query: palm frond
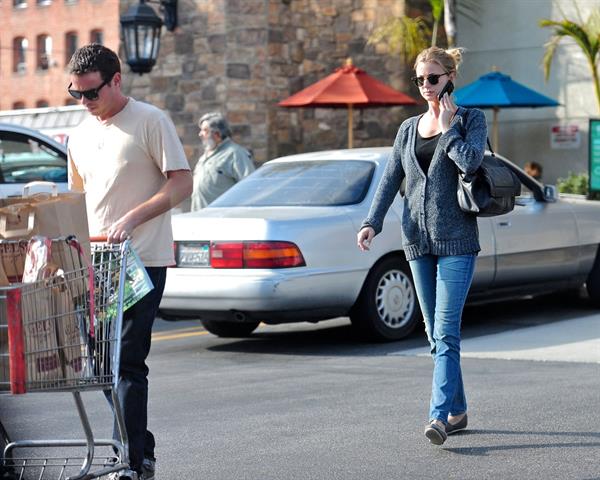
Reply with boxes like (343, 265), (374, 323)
(541, 36), (561, 81)
(368, 16), (431, 63)
(430, 0), (444, 22)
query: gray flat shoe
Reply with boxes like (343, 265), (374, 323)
(424, 421), (447, 445)
(446, 413), (468, 435)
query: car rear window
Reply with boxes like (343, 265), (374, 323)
(210, 160), (376, 207)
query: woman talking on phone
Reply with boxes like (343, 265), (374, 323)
(356, 47), (487, 446)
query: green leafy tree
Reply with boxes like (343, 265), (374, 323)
(540, 4), (600, 113)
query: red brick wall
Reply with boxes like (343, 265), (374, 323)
(0, 0), (120, 110)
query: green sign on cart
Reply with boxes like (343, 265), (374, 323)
(590, 119), (600, 192)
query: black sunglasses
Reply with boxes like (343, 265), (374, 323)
(411, 73), (449, 87)
(67, 77), (111, 101)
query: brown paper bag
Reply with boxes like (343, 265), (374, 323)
(0, 241), (28, 283)
(0, 191), (90, 275)
(51, 276), (91, 381)
(21, 285), (63, 386)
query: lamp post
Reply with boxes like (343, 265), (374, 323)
(120, 0), (177, 75)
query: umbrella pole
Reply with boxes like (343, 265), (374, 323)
(348, 104), (353, 148)
(492, 107), (499, 151)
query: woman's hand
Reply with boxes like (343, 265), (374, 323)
(439, 93), (458, 133)
(357, 226), (375, 251)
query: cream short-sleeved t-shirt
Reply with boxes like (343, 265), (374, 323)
(68, 98), (190, 266)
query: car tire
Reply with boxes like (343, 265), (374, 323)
(350, 255), (421, 341)
(201, 319), (260, 338)
(585, 247), (600, 307)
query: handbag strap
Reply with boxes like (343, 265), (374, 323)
(463, 108), (495, 157)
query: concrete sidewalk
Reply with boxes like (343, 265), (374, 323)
(392, 314), (600, 364)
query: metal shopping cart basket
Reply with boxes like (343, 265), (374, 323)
(0, 236), (131, 480)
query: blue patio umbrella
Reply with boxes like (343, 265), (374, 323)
(454, 71), (560, 150)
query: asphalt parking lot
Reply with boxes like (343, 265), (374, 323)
(2, 294), (599, 480)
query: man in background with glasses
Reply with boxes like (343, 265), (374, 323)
(67, 43), (192, 480)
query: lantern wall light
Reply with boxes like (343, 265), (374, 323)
(120, 0), (177, 75)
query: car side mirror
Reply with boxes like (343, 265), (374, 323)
(543, 184), (558, 202)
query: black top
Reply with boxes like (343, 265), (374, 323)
(415, 131), (441, 175)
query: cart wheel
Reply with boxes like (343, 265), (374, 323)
(201, 319), (260, 337)
(350, 256), (421, 341)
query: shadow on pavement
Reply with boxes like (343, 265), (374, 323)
(205, 292), (595, 357)
(444, 429), (600, 456)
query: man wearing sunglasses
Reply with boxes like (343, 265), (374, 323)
(67, 44), (192, 480)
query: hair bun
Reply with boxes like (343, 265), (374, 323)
(445, 47), (465, 68)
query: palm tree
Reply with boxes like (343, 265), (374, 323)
(368, 0), (479, 64)
(540, 4), (600, 113)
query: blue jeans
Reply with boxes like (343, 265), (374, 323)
(109, 266), (166, 473)
(408, 254), (476, 423)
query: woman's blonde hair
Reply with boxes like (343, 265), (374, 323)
(413, 46), (464, 73)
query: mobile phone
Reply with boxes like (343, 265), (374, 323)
(438, 80), (454, 100)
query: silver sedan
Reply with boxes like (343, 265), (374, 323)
(159, 147), (600, 341)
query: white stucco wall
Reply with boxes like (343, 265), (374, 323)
(455, 0), (598, 184)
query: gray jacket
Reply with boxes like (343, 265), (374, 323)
(362, 107), (487, 261)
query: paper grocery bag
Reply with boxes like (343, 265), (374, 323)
(0, 191), (90, 274)
(20, 284), (63, 388)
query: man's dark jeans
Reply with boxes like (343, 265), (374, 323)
(111, 266), (166, 473)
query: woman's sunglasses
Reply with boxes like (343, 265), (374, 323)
(411, 73), (449, 87)
(67, 77), (111, 101)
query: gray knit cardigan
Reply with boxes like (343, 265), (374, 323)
(362, 107), (487, 261)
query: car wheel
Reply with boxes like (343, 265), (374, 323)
(585, 247), (600, 307)
(200, 319), (260, 338)
(350, 256), (421, 341)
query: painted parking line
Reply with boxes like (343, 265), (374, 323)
(152, 328), (209, 342)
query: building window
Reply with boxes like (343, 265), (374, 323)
(13, 37), (28, 73)
(36, 100), (49, 108)
(13, 0), (27, 8)
(90, 29), (103, 45)
(36, 34), (52, 70)
(65, 98), (78, 106)
(36, 0), (52, 5)
(12, 101), (26, 109)
(65, 31), (78, 65)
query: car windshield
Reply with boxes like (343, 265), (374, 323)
(210, 160), (376, 207)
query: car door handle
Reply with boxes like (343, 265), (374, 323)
(497, 221), (511, 227)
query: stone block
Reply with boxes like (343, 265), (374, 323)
(226, 64), (251, 79)
(320, 6), (337, 16)
(208, 34), (226, 54)
(175, 33), (195, 55)
(226, 0), (265, 15)
(268, 29), (284, 43)
(201, 85), (217, 100)
(234, 28), (267, 45)
(165, 94), (185, 112)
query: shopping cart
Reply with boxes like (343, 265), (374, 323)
(0, 236), (131, 480)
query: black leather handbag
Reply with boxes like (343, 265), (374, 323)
(457, 138), (521, 217)
(456, 109), (521, 217)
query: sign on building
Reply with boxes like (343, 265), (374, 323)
(550, 124), (580, 149)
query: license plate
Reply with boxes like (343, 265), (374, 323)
(176, 242), (210, 267)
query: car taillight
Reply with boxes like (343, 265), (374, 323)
(210, 241), (306, 268)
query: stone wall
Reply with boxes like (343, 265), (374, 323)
(121, 0), (426, 168)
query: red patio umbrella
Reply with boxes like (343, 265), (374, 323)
(279, 59), (418, 148)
